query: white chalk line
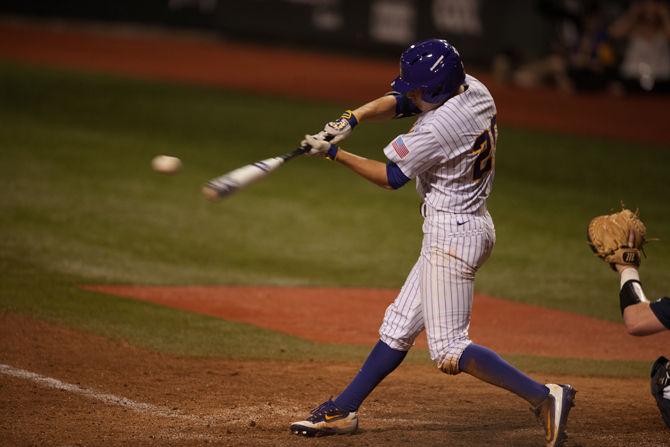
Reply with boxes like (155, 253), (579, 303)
(0, 363), (212, 424)
(0, 362), (435, 436)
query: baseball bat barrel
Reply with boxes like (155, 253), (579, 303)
(202, 146), (309, 201)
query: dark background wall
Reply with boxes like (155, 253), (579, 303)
(0, 0), (626, 69)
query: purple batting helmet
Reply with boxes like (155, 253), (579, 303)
(391, 39), (465, 104)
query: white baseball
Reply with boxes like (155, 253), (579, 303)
(151, 155), (182, 174)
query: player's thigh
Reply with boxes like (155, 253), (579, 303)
(420, 248), (473, 345)
(379, 259), (424, 350)
(420, 230), (493, 342)
(423, 229), (494, 280)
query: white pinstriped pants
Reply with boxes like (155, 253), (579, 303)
(379, 206), (495, 374)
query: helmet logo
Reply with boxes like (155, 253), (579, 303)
(430, 55), (445, 72)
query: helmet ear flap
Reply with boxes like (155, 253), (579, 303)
(423, 83), (445, 102)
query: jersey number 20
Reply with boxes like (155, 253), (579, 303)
(472, 115), (497, 181)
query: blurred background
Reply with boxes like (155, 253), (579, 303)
(2, 0), (670, 96)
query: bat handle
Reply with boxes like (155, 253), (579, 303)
(282, 134), (334, 161)
(281, 146), (310, 162)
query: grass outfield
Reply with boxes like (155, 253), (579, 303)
(1, 62), (668, 377)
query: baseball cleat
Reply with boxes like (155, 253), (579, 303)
(534, 384), (576, 447)
(289, 399), (358, 437)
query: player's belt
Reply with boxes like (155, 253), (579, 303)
(420, 202), (443, 217)
(420, 202), (489, 218)
(419, 202), (439, 217)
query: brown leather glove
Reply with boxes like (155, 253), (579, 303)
(587, 208), (646, 270)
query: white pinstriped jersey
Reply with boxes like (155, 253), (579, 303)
(378, 74), (498, 370)
(383, 75), (497, 214)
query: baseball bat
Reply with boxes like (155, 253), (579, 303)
(202, 146), (310, 201)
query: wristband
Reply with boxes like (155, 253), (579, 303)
(326, 144), (339, 161)
(620, 280), (644, 314)
(341, 110), (358, 128)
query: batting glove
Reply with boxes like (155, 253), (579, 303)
(323, 110), (358, 144)
(301, 134), (338, 160)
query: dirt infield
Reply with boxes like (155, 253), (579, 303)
(3, 313), (669, 447)
(84, 285), (670, 362)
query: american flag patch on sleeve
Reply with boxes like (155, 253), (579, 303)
(392, 136), (410, 158)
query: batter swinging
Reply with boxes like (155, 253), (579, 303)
(290, 39), (575, 447)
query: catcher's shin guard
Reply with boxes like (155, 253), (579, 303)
(650, 356), (670, 429)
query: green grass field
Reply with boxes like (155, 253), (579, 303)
(1, 62), (668, 376)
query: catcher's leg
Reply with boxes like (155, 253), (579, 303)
(650, 356), (670, 429)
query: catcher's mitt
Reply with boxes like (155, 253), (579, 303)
(587, 208), (646, 270)
(650, 356), (670, 429)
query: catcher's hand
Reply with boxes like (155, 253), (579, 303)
(587, 207), (646, 270)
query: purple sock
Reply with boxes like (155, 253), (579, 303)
(458, 343), (549, 407)
(334, 340), (407, 412)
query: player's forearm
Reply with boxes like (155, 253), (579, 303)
(623, 303), (667, 336)
(351, 96), (398, 123)
(333, 149), (392, 189)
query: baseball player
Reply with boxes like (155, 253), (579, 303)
(616, 263), (670, 429)
(588, 209), (670, 429)
(617, 263), (670, 336)
(290, 39), (576, 447)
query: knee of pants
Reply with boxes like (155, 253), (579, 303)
(379, 333), (415, 352)
(434, 339), (472, 375)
